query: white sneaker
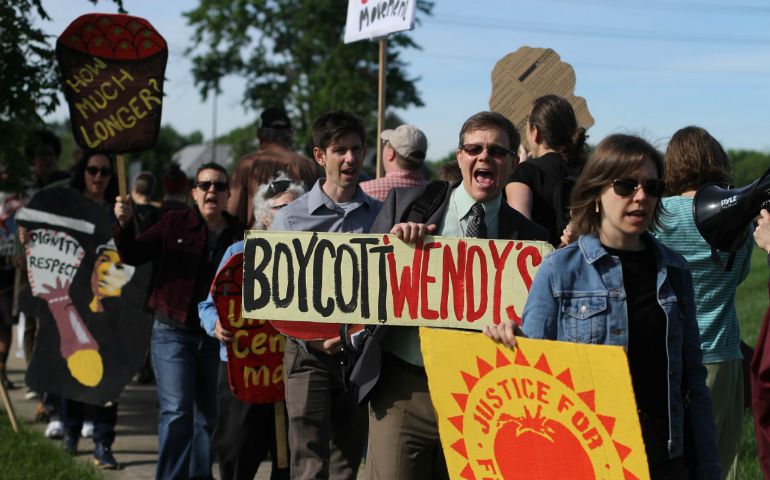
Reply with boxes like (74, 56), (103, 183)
(45, 420), (64, 439)
(81, 421), (94, 438)
(24, 389), (39, 400)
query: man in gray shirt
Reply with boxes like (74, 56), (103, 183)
(270, 110), (381, 479)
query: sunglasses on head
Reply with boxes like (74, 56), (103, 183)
(266, 180), (291, 198)
(459, 143), (512, 160)
(195, 181), (228, 192)
(612, 178), (665, 197)
(85, 166), (112, 177)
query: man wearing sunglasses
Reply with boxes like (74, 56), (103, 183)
(360, 124), (429, 201)
(113, 162), (244, 480)
(270, 111), (381, 480)
(351, 111), (548, 480)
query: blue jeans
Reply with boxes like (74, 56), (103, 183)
(151, 319), (219, 480)
(60, 398), (118, 447)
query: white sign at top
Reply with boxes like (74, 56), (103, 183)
(344, 0), (417, 44)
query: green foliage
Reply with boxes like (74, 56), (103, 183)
(0, 411), (104, 480)
(184, 0), (433, 152)
(0, 0), (124, 193)
(729, 149), (770, 187)
(129, 124), (204, 190)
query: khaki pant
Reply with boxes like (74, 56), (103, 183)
(705, 360), (743, 480)
(366, 354), (449, 480)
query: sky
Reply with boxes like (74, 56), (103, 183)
(40, 0), (770, 162)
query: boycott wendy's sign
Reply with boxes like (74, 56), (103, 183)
(212, 252), (285, 404)
(16, 187), (152, 405)
(56, 13), (167, 153)
(242, 232), (553, 339)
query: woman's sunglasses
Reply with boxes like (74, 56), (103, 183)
(266, 180), (291, 198)
(612, 178), (665, 197)
(86, 166), (112, 177)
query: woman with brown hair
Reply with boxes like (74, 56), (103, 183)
(653, 126), (753, 479)
(505, 95), (587, 246)
(487, 134), (720, 479)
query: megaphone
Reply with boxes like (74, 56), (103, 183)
(693, 167), (770, 269)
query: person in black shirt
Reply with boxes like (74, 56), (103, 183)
(505, 95), (587, 246)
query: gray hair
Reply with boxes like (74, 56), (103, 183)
(252, 172), (306, 229)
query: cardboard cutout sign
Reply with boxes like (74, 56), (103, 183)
(16, 187), (152, 405)
(242, 231), (552, 340)
(212, 252), (285, 404)
(344, 0), (418, 43)
(421, 329), (649, 480)
(489, 46), (594, 150)
(56, 13), (167, 153)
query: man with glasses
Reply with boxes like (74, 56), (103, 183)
(113, 162), (244, 480)
(351, 111), (548, 479)
(270, 111), (381, 479)
(360, 124), (429, 201)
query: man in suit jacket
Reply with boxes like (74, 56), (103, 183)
(351, 111), (549, 480)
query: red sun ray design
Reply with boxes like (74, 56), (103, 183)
(495, 348), (511, 367)
(448, 415), (464, 434)
(534, 353), (552, 374)
(460, 464), (477, 480)
(451, 438), (468, 459)
(556, 368), (575, 389)
(513, 348), (530, 366)
(461, 371), (479, 391)
(614, 440), (632, 460)
(624, 467), (642, 480)
(578, 389), (597, 411)
(476, 357), (494, 377)
(598, 414), (616, 435)
(452, 392), (468, 410)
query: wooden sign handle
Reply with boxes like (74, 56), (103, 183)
(0, 378), (19, 433)
(117, 154), (127, 198)
(274, 401), (288, 468)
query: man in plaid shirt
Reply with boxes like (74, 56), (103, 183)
(360, 124), (429, 201)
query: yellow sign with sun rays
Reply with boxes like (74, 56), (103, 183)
(421, 329), (649, 480)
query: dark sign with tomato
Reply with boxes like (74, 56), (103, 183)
(212, 252), (285, 404)
(56, 13), (167, 153)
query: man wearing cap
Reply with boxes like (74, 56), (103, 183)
(228, 107), (318, 225)
(360, 124), (429, 202)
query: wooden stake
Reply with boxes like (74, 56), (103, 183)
(0, 378), (19, 433)
(11, 268), (21, 317)
(376, 37), (388, 179)
(117, 154), (127, 199)
(274, 401), (288, 468)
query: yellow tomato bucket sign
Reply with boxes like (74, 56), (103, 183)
(421, 329), (649, 480)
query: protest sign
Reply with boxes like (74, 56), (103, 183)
(16, 187), (152, 405)
(489, 46), (594, 151)
(212, 252), (285, 404)
(344, 0), (418, 44)
(56, 13), (168, 153)
(242, 231), (552, 340)
(421, 329), (649, 480)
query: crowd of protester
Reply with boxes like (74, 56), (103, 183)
(3, 100), (770, 480)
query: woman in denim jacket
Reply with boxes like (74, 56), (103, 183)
(486, 134), (720, 479)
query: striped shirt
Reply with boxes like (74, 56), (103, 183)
(652, 196), (753, 363)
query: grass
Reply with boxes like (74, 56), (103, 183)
(0, 411), (104, 480)
(736, 246), (768, 479)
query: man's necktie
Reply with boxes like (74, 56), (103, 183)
(466, 202), (487, 238)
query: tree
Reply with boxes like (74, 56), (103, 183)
(184, 0), (433, 154)
(0, 0), (124, 192)
(729, 149), (770, 187)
